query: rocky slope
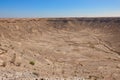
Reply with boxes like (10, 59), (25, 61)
(0, 18), (120, 80)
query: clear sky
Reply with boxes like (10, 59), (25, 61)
(0, 0), (120, 18)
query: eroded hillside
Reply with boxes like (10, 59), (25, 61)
(0, 18), (120, 80)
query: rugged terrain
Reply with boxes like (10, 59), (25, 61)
(0, 18), (120, 80)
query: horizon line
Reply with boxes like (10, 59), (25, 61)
(0, 16), (120, 19)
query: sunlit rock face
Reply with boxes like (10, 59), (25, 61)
(0, 18), (120, 79)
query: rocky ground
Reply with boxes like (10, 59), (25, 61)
(0, 18), (120, 80)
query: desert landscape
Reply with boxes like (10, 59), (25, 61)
(0, 18), (120, 80)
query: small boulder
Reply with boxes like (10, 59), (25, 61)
(0, 59), (6, 67)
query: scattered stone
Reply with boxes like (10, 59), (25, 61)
(0, 48), (7, 55)
(15, 62), (21, 66)
(116, 64), (120, 68)
(10, 53), (16, 64)
(32, 72), (39, 77)
(0, 60), (6, 67)
(88, 75), (99, 80)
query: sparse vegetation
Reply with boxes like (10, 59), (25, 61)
(29, 61), (35, 65)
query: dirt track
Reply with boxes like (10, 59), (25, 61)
(0, 18), (120, 80)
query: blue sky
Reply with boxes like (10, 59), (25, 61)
(0, 0), (120, 18)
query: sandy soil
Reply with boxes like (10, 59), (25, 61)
(0, 18), (120, 80)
